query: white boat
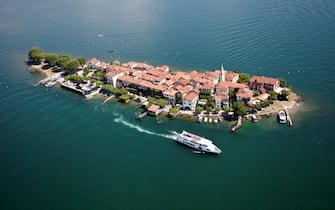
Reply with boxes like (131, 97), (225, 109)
(209, 118), (212, 123)
(204, 117), (208, 123)
(175, 130), (222, 154)
(251, 115), (258, 123)
(278, 110), (287, 124)
(197, 115), (203, 123)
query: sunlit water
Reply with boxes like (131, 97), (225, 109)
(0, 0), (335, 209)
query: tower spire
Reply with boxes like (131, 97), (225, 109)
(220, 64), (225, 82)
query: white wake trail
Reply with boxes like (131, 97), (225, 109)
(114, 116), (177, 140)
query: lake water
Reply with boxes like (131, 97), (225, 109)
(1, 0), (335, 209)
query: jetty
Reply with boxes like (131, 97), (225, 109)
(101, 95), (115, 105)
(285, 108), (293, 126)
(231, 116), (242, 132)
(136, 111), (148, 120)
(61, 81), (84, 95)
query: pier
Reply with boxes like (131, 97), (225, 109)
(285, 108), (293, 126)
(231, 116), (242, 132)
(61, 82), (85, 95)
(136, 111), (148, 120)
(101, 95), (115, 105)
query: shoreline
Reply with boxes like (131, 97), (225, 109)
(255, 92), (302, 117)
(29, 62), (57, 78)
(27, 60), (303, 127)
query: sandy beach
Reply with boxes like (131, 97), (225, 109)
(29, 62), (58, 78)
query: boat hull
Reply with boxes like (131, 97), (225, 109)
(175, 131), (222, 154)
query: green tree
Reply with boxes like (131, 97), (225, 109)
(95, 81), (103, 86)
(83, 67), (90, 76)
(170, 107), (179, 114)
(267, 90), (278, 100)
(28, 47), (44, 60)
(102, 85), (127, 96)
(119, 94), (133, 103)
(232, 101), (250, 116)
(156, 98), (167, 108)
(206, 106), (212, 113)
(206, 101), (215, 109)
(238, 73), (250, 83)
(56, 57), (71, 68)
(260, 100), (271, 108)
(254, 103), (262, 111)
(224, 106), (232, 113)
(58, 54), (71, 60)
(64, 60), (80, 71)
(279, 89), (289, 101)
(113, 60), (121, 66)
(195, 106), (203, 114)
(64, 74), (88, 82)
(92, 69), (105, 81)
(229, 88), (238, 104)
(199, 90), (211, 100)
(44, 53), (58, 66)
(279, 78), (288, 88)
(77, 57), (87, 65)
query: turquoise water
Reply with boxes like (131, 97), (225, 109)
(1, 0), (335, 209)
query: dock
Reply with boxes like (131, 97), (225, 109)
(231, 116), (242, 132)
(85, 87), (101, 99)
(61, 82), (84, 95)
(136, 111), (148, 120)
(285, 108), (293, 126)
(101, 95), (115, 105)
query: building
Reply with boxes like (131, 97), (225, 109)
(147, 104), (161, 116)
(105, 71), (124, 87)
(215, 82), (229, 108)
(220, 64), (225, 82)
(249, 76), (280, 91)
(182, 91), (199, 111)
(236, 87), (253, 102)
(163, 89), (178, 105)
(87, 58), (100, 69)
(225, 71), (239, 83)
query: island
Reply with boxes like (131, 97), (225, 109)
(27, 47), (302, 129)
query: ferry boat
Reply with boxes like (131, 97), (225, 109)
(278, 110), (287, 124)
(175, 130), (222, 154)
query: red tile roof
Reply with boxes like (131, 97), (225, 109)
(89, 58), (100, 64)
(184, 91), (198, 101)
(216, 81), (228, 90)
(163, 89), (178, 96)
(225, 71), (239, 82)
(148, 104), (160, 112)
(215, 95), (229, 101)
(237, 88), (253, 99)
(199, 82), (215, 90)
(250, 76), (279, 85)
(105, 71), (123, 78)
(147, 69), (164, 77)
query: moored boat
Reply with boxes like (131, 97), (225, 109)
(251, 115), (258, 123)
(278, 110), (287, 124)
(197, 115), (203, 123)
(175, 130), (222, 154)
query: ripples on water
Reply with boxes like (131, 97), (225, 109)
(1, 0), (335, 209)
